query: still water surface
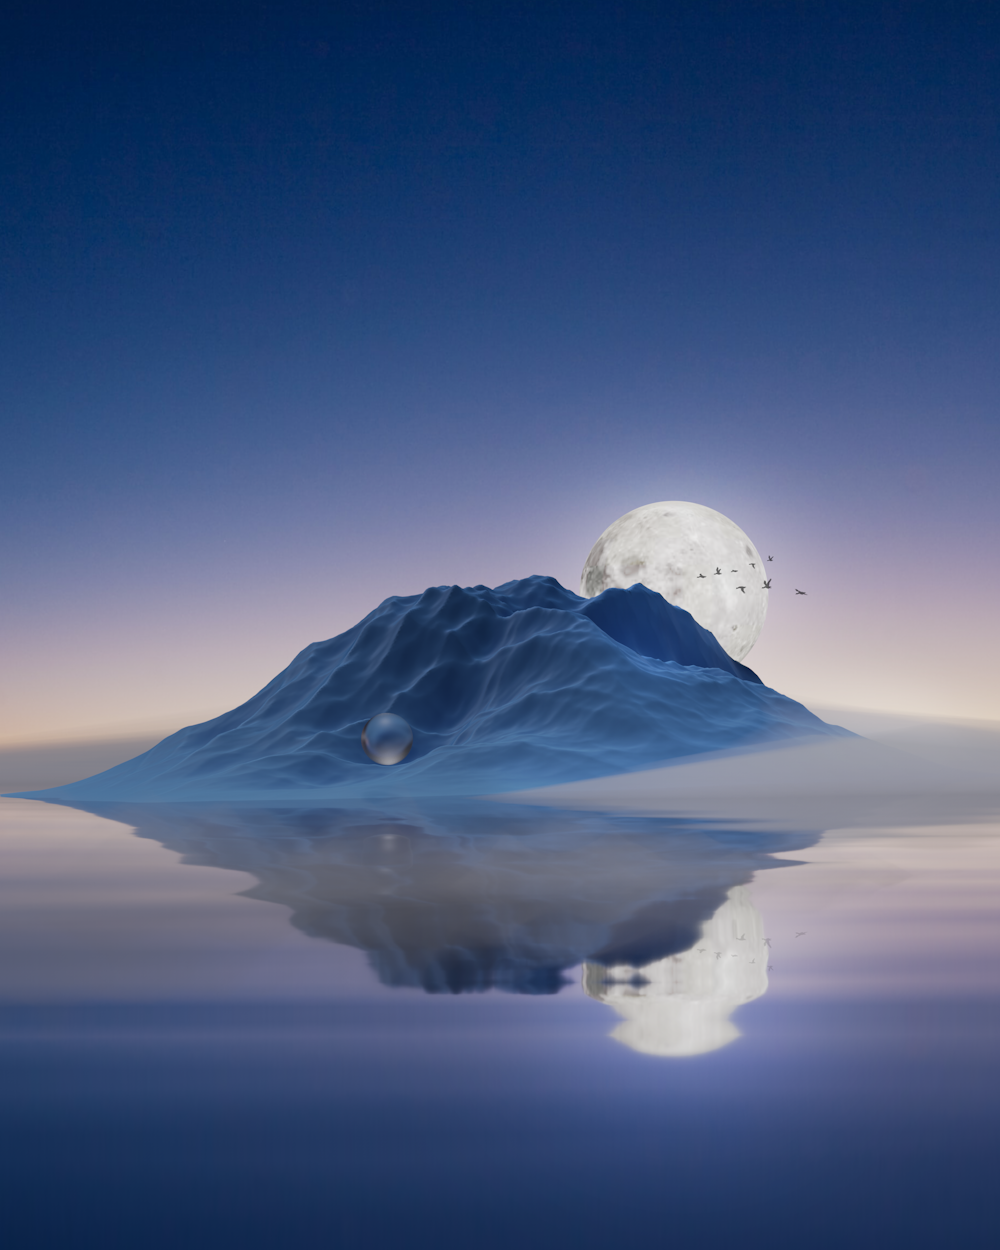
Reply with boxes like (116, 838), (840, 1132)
(1, 794), (998, 1248)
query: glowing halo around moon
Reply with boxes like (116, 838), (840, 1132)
(580, 501), (768, 661)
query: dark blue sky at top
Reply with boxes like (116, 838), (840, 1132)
(2, 2), (998, 674)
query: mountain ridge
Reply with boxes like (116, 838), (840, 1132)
(8, 576), (848, 801)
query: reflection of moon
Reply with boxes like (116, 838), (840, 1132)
(580, 501), (768, 660)
(583, 887), (768, 1057)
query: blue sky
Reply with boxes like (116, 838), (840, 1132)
(3, 1), (998, 736)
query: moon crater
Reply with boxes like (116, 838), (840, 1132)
(580, 501), (768, 661)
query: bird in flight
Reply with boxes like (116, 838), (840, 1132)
(795, 931), (806, 938)
(767, 555), (773, 561)
(763, 938), (771, 948)
(750, 562), (756, 569)
(736, 585), (746, 593)
(697, 573), (706, 578)
(697, 948), (707, 954)
(714, 567), (722, 574)
(737, 933), (746, 941)
(795, 589), (807, 595)
(767, 965), (774, 972)
(715, 952), (723, 960)
(731, 568), (738, 572)
(763, 578), (771, 589)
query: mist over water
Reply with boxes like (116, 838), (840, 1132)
(2, 712), (998, 1247)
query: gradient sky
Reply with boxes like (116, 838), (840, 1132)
(3, 1), (998, 740)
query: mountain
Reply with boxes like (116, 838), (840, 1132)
(11, 576), (847, 801)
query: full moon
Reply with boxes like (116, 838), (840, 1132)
(580, 501), (768, 661)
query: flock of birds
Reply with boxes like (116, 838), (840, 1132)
(693, 930), (808, 974)
(695, 553), (807, 595)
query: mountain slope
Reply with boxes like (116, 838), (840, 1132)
(12, 576), (846, 801)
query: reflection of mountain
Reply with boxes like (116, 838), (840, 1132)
(584, 886), (768, 1057)
(68, 801), (816, 1004)
(17, 578), (845, 803)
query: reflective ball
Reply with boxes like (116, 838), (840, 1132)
(361, 713), (413, 765)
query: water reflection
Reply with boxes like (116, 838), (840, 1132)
(584, 885), (768, 1056)
(68, 800), (819, 1052)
